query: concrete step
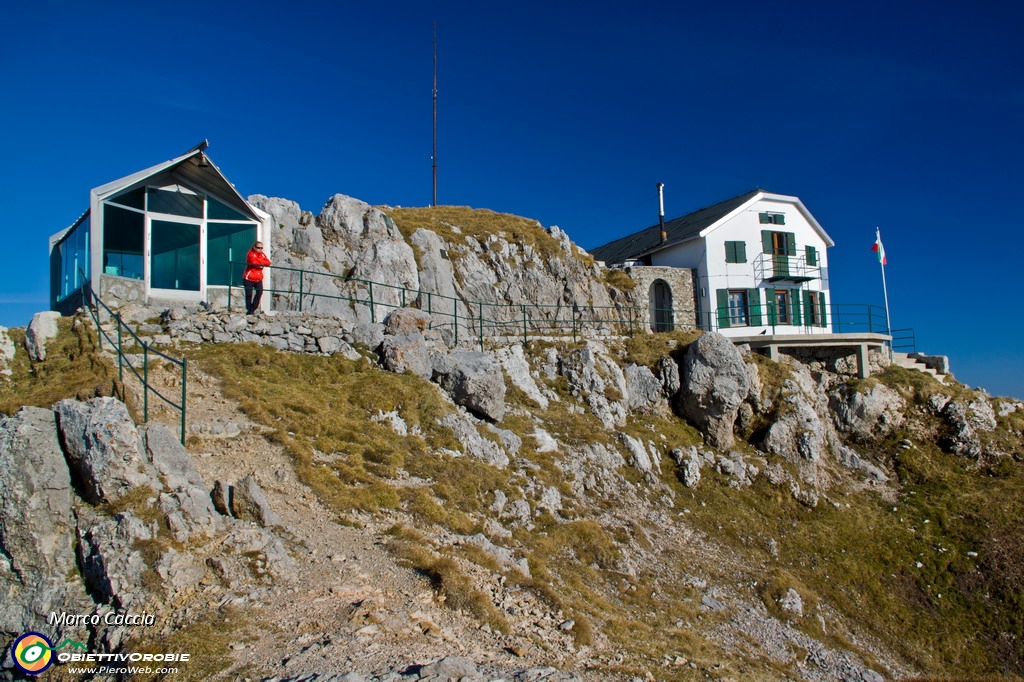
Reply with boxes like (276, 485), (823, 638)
(891, 351), (946, 384)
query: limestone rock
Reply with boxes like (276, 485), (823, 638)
(143, 423), (205, 491)
(0, 407), (91, 635)
(380, 334), (432, 379)
(829, 383), (905, 439)
(231, 474), (282, 527)
(670, 447), (702, 488)
(678, 332), (749, 449)
(54, 397), (155, 504)
(431, 350), (507, 422)
(624, 363), (665, 413)
(78, 511), (154, 609)
(778, 588), (804, 617)
(438, 412), (510, 468)
(495, 344), (549, 409)
(383, 307), (432, 336)
(559, 341), (628, 429)
(0, 326), (14, 376)
(942, 400), (984, 458)
(25, 311), (61, 361)
(418, 656), (478, 680)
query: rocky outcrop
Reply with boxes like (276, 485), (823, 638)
(559, 342), (628, 429)
(0, 407), (92, 638)
(54, 397), (155, 504)
(677, 332), (749, 449)
(0, 399), (293, 649)
(830, 382), (905, 440)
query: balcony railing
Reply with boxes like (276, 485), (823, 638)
(752, 251), (820, 283)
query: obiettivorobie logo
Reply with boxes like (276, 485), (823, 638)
(10, 632), (87, 675)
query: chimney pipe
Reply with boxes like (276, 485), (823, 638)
(657, 182), (666, 243)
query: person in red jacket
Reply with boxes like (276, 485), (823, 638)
(243, 241), (271, 315)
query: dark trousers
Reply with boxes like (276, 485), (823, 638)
(244, 280), (263, 314)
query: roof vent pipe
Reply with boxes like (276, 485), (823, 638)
(657, 182), (667, 243)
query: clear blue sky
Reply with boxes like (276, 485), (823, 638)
(3, 0), (1023, 399)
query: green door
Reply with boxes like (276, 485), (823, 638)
(151, 220), (200, 291)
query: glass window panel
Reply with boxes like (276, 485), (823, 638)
(102, 204), (144, 280)
(151, 220), (200, 291)
(147, 188), (203, 218)
(109, 186), (145, 210)
(207, 197), (248, 221)
(207, 222), (256, 286)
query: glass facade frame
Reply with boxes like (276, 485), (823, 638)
(100, 180), (259, 298)
(53, 213), (91, 304)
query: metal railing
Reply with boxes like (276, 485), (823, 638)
(890, 328), (917, 354)
(223, 261), (910, 350)
(82, 280), (187, 444)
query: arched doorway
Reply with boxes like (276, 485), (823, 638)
(649, 280), (674, 332)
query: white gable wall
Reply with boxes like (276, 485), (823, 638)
(649, 196), (832, 336)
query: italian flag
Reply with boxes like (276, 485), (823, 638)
(872, 232), (887, 265)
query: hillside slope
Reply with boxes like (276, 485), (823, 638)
(2, 200), (1023, 681)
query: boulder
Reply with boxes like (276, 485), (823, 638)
(383, 307), (432, 336)
(677, 332), (749, 449)
(431, 350), (507, 422)
(380, 334), (432, 379)
(418, 656), (478, 680)
(54, 397), (155, 504)
(143, 424), (205, 491)
(25, 311), (61, 361)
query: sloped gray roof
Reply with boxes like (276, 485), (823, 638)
(589, 189), (761, 264)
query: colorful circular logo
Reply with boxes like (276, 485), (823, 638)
(11, 632), (54, 675)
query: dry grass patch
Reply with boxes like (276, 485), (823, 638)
(619, 330), (701, 371)
(0, 318), (125, 416)
(384, 205), (588, 268)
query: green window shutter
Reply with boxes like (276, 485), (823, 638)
(747, 288), (762, 326)
(725, 241), (747, 263)
(765, 287), (777, 326)
(716, 289), (730, 329)
(805, 245), (817, 266)
(761, 230), (773, 253)
(818, 291), (828, 328)
(775, 214), (786, 225)
(785, 232), (796, 256)
(791, 289), (802, 326)
(759, 212), (771, 224)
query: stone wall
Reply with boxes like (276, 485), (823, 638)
(620, 265), (698, 331)
(778, 345), (891, 378)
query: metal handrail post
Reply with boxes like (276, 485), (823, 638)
(453, 299), (459, 345)
(369, 282), (375, 323)
(142, 344), (149, 424)
(522, 306), (527, 346)
(478, 305), (484, 351)
(180, 357), (188, 445)
(116, 324), (123, 383)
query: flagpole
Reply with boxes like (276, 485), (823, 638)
(877, 227), (893, 359)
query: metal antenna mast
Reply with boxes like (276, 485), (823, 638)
(432, 22), (438, 207)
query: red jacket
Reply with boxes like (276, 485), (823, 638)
(243, 248), (271, 283)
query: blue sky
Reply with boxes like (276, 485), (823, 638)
(3, 0), (1023, 399)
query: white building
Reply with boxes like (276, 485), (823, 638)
(49, 142), (271, 314)
(591, 189), (834, 337)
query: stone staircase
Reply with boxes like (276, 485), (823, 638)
(891, 351), (948, 383)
